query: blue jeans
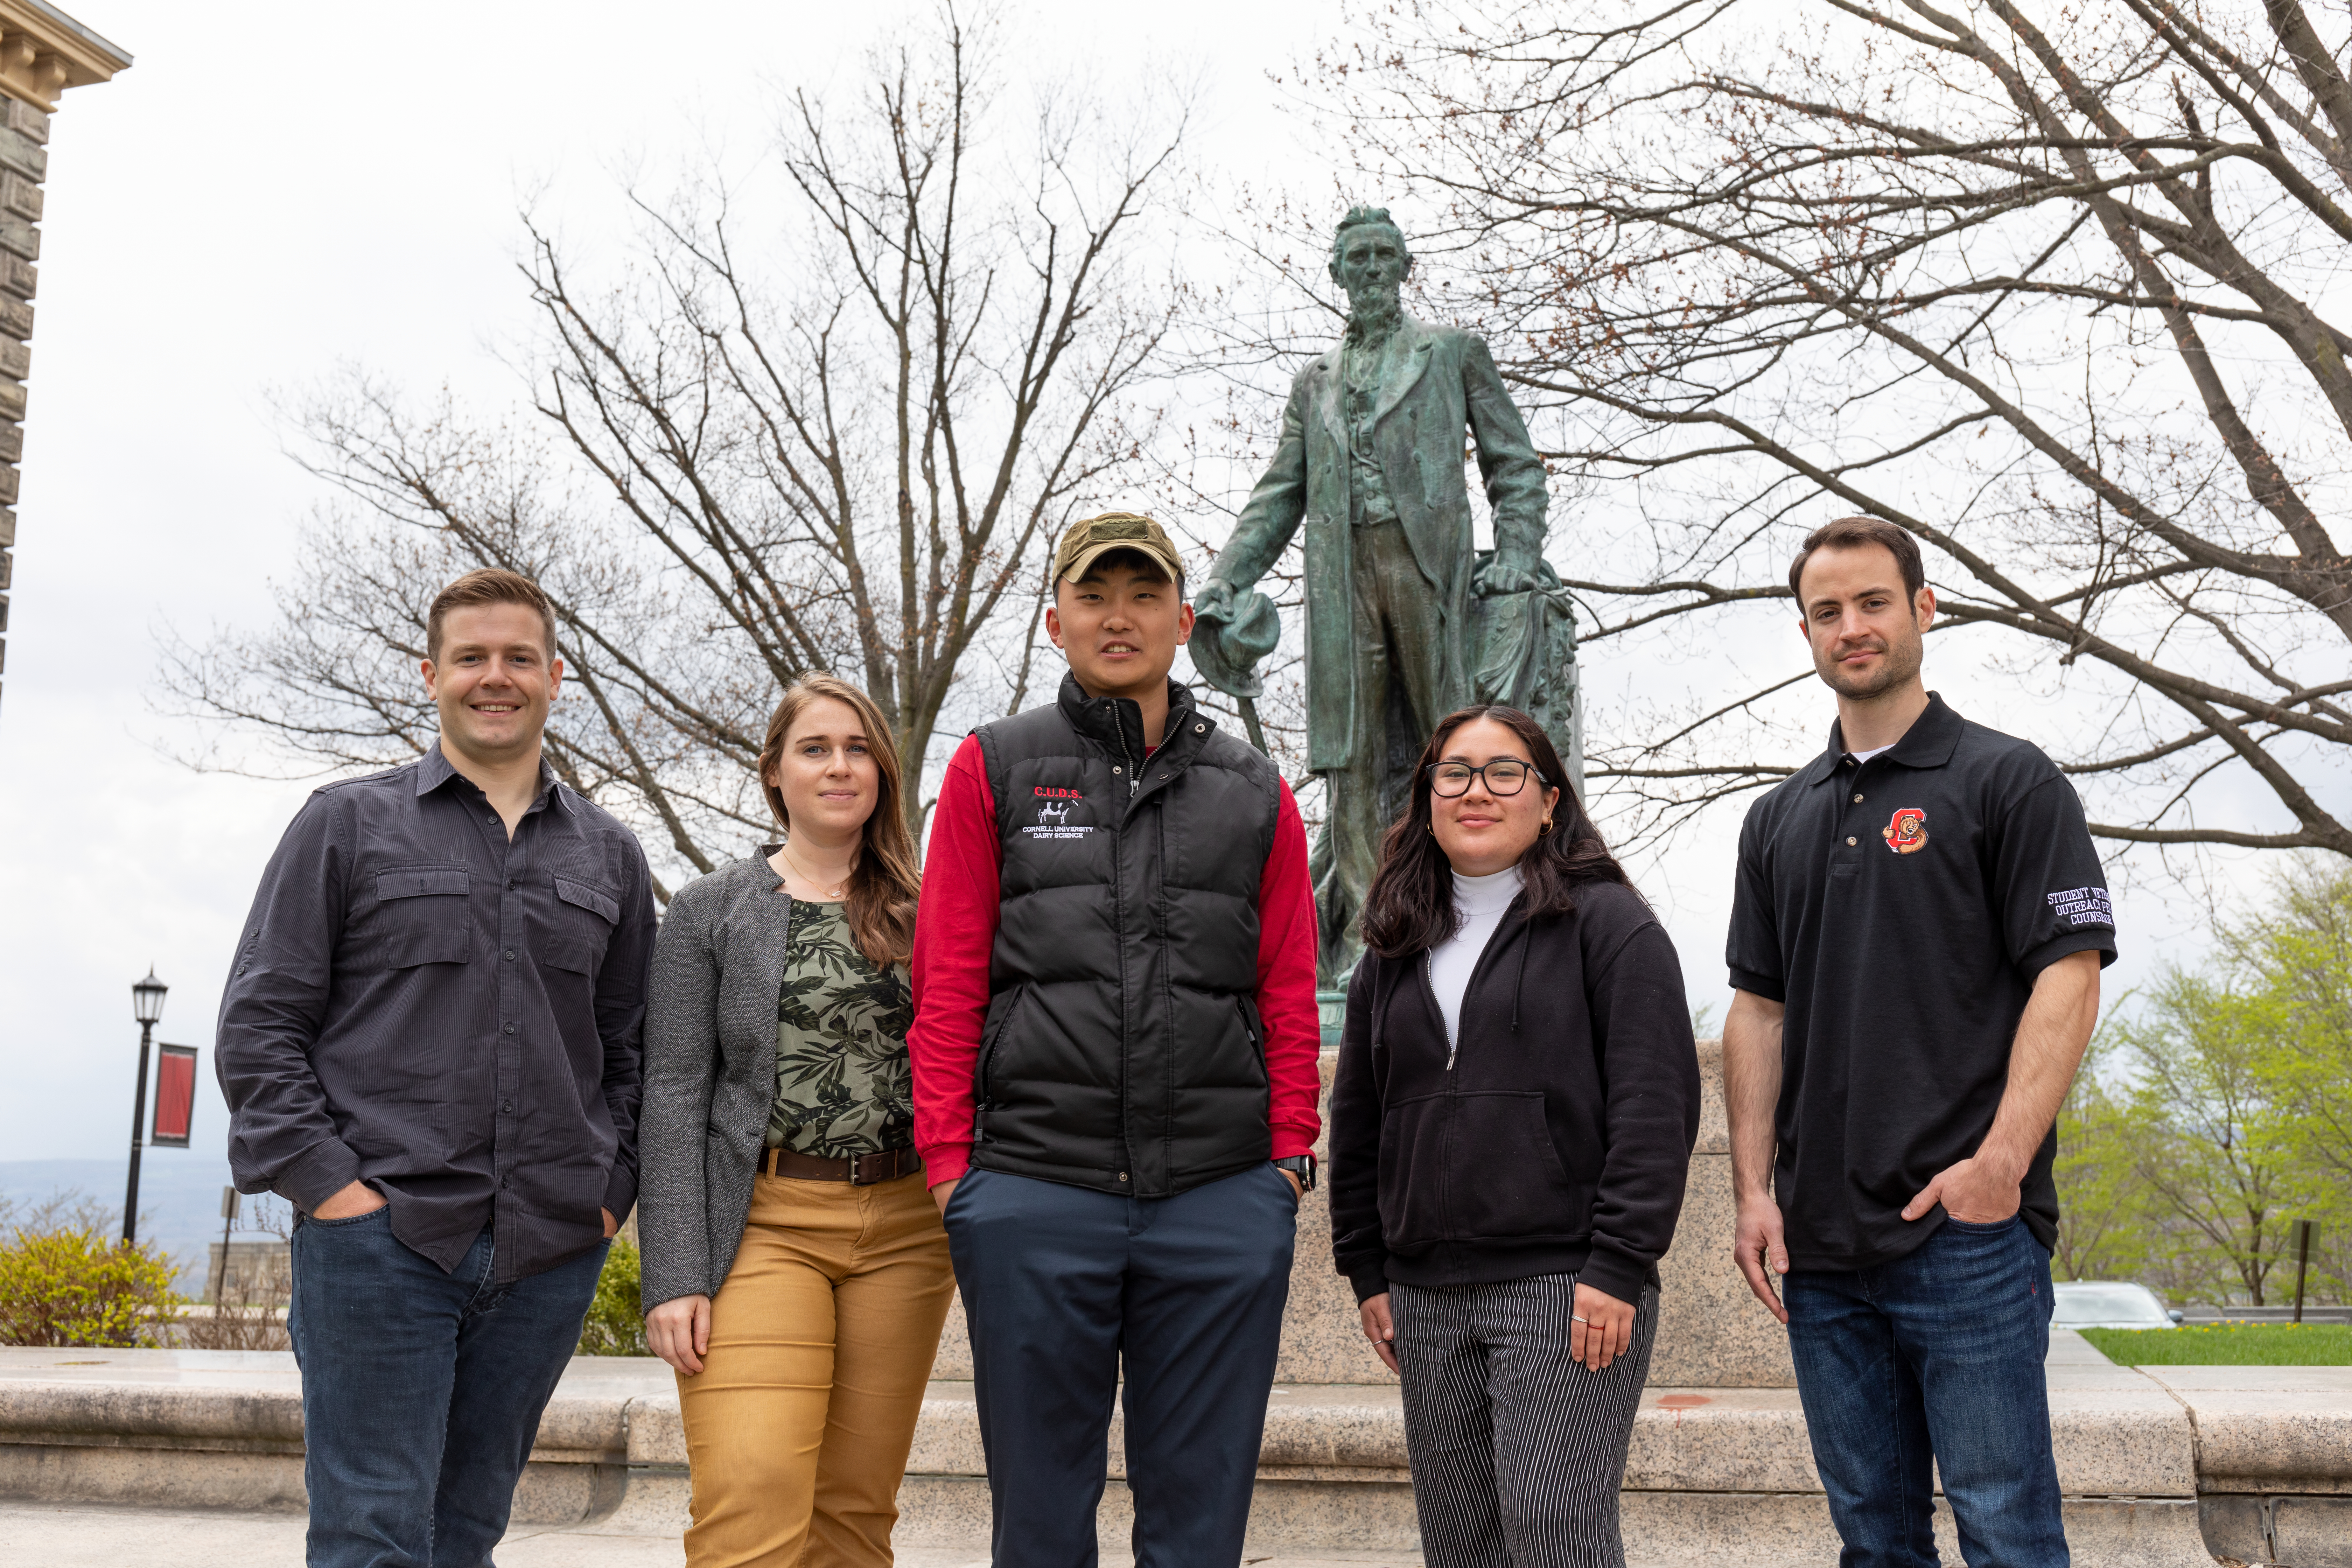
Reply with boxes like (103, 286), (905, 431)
(288, 1207), (607, 1568)
(943, 1164), (1298, 1568)
(1785, 1216), (2066, 1568)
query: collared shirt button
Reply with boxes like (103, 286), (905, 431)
(500, 1099), (513, 1114)
(1847, 836), (1858, 846)
(503, 949), (516, 962)
(501, 1176), (510, 1189)
(507, 878), (519, 890)
(503, 1023), (517, 1035)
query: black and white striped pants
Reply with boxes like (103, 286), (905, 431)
(1390, 1273), (1658, 1568)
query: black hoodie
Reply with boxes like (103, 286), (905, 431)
(1328, 879), (1701, 1306)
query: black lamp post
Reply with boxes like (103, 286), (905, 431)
(123, 967), (168, 1246)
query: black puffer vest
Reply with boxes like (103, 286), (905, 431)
(971, 673), (1281, 1198)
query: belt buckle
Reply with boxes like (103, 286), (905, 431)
(847, 1151), (879, 1187)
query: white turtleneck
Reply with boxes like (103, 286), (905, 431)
(1427, 862), (1525, 1049)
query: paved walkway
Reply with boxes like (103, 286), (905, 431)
(0, 1499), (1423, 1567)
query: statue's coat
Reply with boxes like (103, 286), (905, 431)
(1213, 314), (1550, 770)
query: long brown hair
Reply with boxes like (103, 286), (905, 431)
(1360, 705), (1634, 960)
(757, 675), (920, 967)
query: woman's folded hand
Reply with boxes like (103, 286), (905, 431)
(1571, 1282), (1634, 1371)
(1358, 1292), (1402, 1374)
(647, 1293), (713, 1376)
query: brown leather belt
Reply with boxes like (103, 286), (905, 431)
(761, 1144), (924, 1186)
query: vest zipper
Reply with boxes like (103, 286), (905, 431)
(1113, 699), (1140, 799)
(1111, 701), (1136, 1185)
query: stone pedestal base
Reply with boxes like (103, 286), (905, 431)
(931, 1038), (1793, 1390)
(1650, 1038), (1796, 1387)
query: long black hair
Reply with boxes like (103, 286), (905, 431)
(1359, 705), (1634, 960)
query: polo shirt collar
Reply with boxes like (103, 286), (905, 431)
(1808, 692), (1963, 786)
(415, 740), (573, 814)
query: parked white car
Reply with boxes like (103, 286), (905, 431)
(2052, 1281), (2184, 1329)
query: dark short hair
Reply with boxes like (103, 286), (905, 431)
(1360, 705), (1636, 959)
(1788, 516), (1926, 605)
(1058, 545), (1185, 601)
(427, 568), (558, 660)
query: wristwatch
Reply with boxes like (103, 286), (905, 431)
(1273, 1155), (1317, 1193)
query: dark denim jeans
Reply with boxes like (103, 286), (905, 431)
(1785, 1215), (2066, 1568)
(288, 1206), (607, 1568)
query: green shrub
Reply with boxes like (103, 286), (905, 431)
(577, 1235), (648, 1356)
(0, 1223), (181, 1348)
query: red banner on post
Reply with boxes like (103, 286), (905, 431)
(151, 1044), (198, 1148)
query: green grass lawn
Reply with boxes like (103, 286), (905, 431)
(2079, 1322), (2352, 1365)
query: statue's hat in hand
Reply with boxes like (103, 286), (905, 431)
(1190, 587), (1281, 699)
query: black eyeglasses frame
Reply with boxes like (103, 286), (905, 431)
(1423, 760), (1549, 798)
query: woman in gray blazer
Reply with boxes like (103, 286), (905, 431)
(636, 674), (950, 1566)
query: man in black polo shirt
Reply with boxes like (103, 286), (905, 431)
(1725, 517), (2113, 1568)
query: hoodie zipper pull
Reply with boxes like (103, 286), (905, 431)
(1445, 1043), (1457, 1071)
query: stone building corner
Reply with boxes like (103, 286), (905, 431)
(0, 0), (127, 712)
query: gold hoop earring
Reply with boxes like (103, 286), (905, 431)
(1540, 819), (1554, 835)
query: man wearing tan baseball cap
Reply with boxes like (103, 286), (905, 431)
(1048, 509), (1188, 588)
(908, 511), (1323, 1565)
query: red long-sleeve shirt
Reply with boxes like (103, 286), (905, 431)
(909, 732), (1322, 1186)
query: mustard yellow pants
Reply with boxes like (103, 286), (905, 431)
(677, 1169), (955, 1568)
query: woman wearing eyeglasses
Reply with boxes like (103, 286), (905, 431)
(1328, 704), (1701, 1568)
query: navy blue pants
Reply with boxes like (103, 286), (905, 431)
(1785, 1216), (2067, 1568)
(288, 1207), (607, 1568)
(943, 1163), (1297, 1567)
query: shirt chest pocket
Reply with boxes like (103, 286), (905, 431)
(376, 867), (472, 969)
(546, 876), (620, 976)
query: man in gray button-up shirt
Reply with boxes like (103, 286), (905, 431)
(217, 567), (655, 1568)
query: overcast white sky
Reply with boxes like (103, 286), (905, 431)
(0, 0), (2207, 1171)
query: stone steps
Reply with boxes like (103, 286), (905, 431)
(11, 1345), (2341, 1564)
(6, 1045), (2349, 1563)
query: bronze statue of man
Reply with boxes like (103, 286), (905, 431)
(1195, 206), (1554, 981)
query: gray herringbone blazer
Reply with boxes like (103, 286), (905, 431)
(636, 852), (803, 1311)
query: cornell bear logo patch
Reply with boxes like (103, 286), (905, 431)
(1883, 808), (1928, 854)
